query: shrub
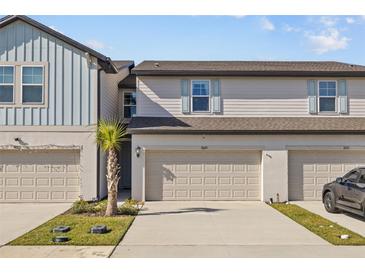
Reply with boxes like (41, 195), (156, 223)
(71, 200), (94, 214)
(93, 200), (107, 213)
(123, 198), (144, 210)
(72, 199), (141, 216)
(118, 204), (139, 216)
(124, 198), (139, 206)
(71, 199), (108, 214)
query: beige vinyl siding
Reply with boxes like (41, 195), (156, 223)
(222, 78), (308, 116)
(137, 77), (181, 116)
(137, 76), (365, 117)
(100, 67), (130, 120)
(347, 79), (365, 116)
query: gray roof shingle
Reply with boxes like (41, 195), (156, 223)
(128, 117), (365, 134)
(133, 61), (365, 77)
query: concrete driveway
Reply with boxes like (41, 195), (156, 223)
(112, 201), (343, 257)
(294, 201), (365, 237)
(0, 203), (71, 246)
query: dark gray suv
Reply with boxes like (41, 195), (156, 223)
(322, 167), (365, 218)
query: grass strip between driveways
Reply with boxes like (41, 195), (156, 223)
(271, 203), (365, 246)
(9, 214), (135, 246)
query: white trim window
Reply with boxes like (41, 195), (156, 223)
(191, 80), (210, 112)
(21, 66), (44, 104)
(318, 80), (337, 112)
(0, 66), (15, 104)
(124, 91), (136, 118)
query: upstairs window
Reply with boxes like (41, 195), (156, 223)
(318, 81), (336, 112)
(192, 80), (210, 112)
(0, 66), (14, 103)
(22, 66), (44, 104)
(124, 91), (136, 118)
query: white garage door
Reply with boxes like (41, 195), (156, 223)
(0, 150), (80, 203)
(146, 150), (261, 201)
(289, 150), (365, 201)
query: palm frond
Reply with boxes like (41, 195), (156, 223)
(96, 118), (127, 152)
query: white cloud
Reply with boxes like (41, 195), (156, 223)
(231, 15), (246, 19)
(261, 17), (275, 31)
(345, 17), (355, 24)
(319, 16), (338, 27)
(85, 39), (106, 50)
(307, 28), (350, 54)
(283, 24), (300, 32)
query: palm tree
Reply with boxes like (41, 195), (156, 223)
(96, 119), (127, 216)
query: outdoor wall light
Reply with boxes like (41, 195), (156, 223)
(135, 146), (141, 158)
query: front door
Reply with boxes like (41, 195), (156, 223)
(119, 139), (131, 190)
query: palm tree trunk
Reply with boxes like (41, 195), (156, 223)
(105, 148), (120, 216)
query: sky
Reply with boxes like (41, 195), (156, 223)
(30, 15), (365, 65)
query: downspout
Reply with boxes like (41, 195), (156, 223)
(96, 68), (102, 200)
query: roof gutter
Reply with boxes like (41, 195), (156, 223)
(132, 70), (365, 77)
(99, 57), (118, 74)
(127, 129), (365, 135)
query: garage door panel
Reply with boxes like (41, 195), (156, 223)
(37, 165), (50, 172)
(289, 150), (365, 201)
(0, 150), (80, 203)
(5, 178), (18, 186)
(5, 191), (18, 200)
(146, 151), (261, 201)
(20, 191), (34, 200)
(21, 178), (34, 186)
(66, 191), (80, 200)
(66, 178), (79, 186)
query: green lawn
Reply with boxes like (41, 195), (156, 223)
(9, 214), (135, 246)
(271, 203), (365, 245)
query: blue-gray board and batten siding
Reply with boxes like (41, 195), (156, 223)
(0, 20), (97, 126)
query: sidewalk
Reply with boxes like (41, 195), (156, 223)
(0, 245), (115, 258)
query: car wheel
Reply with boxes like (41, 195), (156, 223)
(323, 191), (339, 213)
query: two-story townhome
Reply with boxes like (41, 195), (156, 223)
(2, 15), (365, 205)
(129, 61), (365, 202)
(0, 15), (134, 202)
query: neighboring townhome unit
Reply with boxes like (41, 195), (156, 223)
(0, 15), (133, 202)
(129, 61), (365, 202)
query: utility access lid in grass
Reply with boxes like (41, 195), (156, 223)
(9, 214), (134, 246)
(271, 203), (365, 246)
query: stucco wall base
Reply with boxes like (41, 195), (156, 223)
(131, 134), (365, 202)
(261, 150), (288, 202)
